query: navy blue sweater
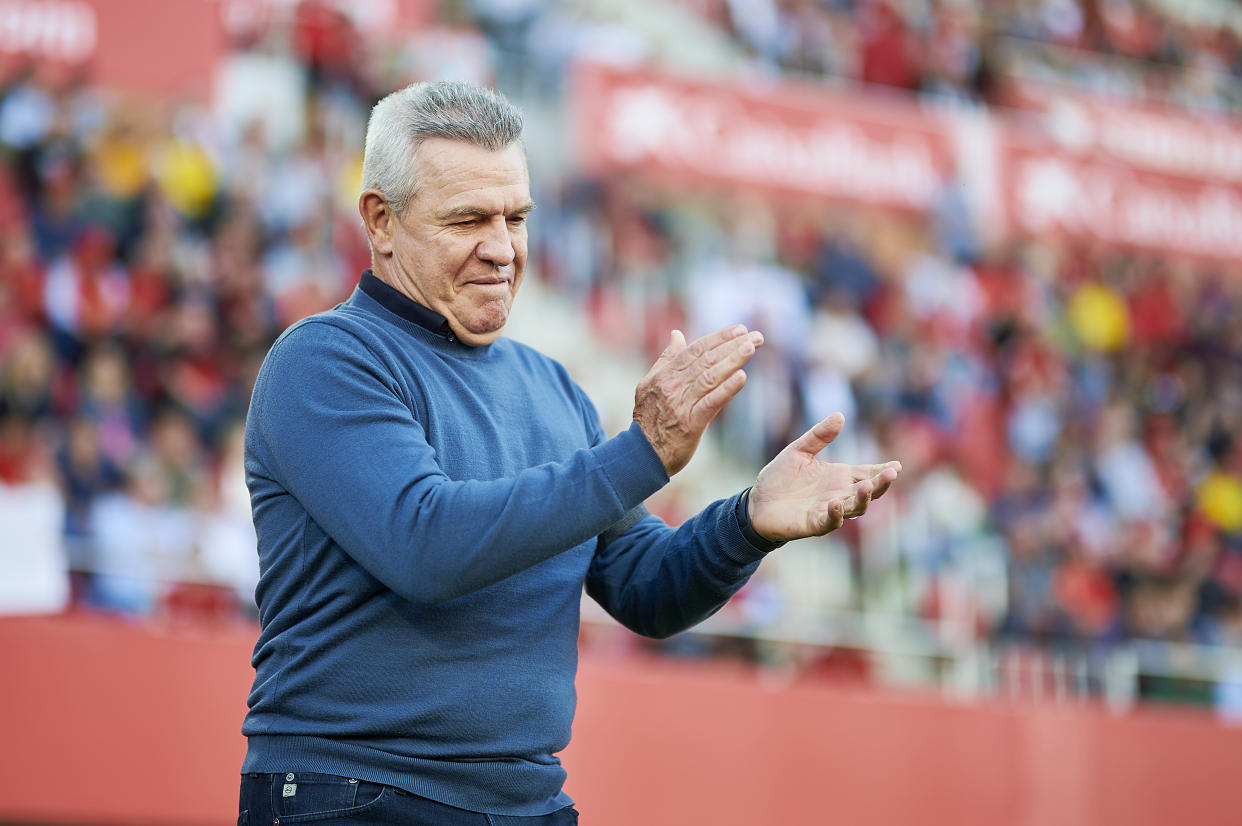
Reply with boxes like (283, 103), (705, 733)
(241, 275), (774, 815)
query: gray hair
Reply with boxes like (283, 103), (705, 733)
(361, 81), (524, 215)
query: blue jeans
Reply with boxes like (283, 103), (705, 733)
(238, 772), (579, 825)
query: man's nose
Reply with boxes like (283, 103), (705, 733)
(476, 219), (516, 268)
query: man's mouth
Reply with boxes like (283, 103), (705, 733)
(465, 272), (511, 286)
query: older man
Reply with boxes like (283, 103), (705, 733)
(238, 81), (899, 825)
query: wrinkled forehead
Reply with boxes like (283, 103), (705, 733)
(411, 138), (531, 212)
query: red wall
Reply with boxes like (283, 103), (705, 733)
(2, 615), (1240, 826)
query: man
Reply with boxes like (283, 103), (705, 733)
(239, 81), (900, 825)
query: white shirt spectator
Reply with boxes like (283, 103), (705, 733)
(0, 480), (68, 615)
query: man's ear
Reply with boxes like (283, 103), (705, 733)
(359, 190), (394, 256)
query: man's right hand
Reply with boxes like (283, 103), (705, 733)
(633, 325), (764, 476)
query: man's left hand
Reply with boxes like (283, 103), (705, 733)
(748, 413), (901, 542)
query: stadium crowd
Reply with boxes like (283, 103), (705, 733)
(708, 0), (1242, 111)
(2, 0), (1242, 698)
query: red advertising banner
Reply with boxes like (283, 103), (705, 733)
(218, 0), (439, 43)
(0, 0), (224, 99)
(572, 61), (957, 212)
(1002, 133), (1242, 261)
(995, 84), (1242, 259)
(1003, 81), (1242, 185)
(573, 62), (1242, 260)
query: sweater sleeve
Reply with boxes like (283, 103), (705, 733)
(585, 491), (780, 639)
(247, 321), (669, 605)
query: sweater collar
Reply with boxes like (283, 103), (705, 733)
(358, 269), (458, 343)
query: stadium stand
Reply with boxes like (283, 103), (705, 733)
(2, 0), (1242, 717)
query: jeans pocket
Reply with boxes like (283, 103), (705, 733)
(271, 773), (388, 823)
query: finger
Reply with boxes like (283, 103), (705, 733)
(689, 368), (748, 428)
(851, 460), (902, 482)
(650, 329), (688, 371)
(866, 464), (902, 502)
(788, 413), (846, 457)
(845, 478), (875, 519)
(819, 498), (846, 535)
(670, 324), (751, 371)
(682, 331), (763, 399)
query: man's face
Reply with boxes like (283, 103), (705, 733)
(383, 138), (533, 346)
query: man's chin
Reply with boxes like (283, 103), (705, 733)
(454, 311), (509, 346)
(456, 329), (505, 346)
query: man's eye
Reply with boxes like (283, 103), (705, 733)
(507, 216), (527, 224)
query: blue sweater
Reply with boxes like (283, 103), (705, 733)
(241, 274), (774, 815)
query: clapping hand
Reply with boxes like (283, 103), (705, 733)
(633, 325), (764, 476)
(748, 413), (901, 542)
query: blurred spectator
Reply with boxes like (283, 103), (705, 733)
(801, 288), (877, 431)
(0, 440), (67, 615)
(292, 0), (364, 94)
(43, 226), (130, 357)
(0, 226), (46, 331)
(858, 0), (920, 92)
(75, 344), (144, 468)
(88, 456), (194, 615)
(57, 416), (122, 583)
(147, 409), (209, 509)
(196, 420), (260, 615)
(470, 0), (543, 91)
(0, 330), (56, 425)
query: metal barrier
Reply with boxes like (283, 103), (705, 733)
(582, 599), (1242, 719)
